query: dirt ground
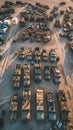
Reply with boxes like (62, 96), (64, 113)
(0, 0), (73, 130)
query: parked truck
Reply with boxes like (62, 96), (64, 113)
(34, 47), (41, 62)
(13, 64), (22, 88)
(36, 89), (45, 120)
(18, 47), (27, 60)
(21, 89), (31, 121)
(10, 93), (19, 121)
(47, 91), (56, 121)
(23, 64), (30, 87)
(58, 90), (69, 121)
(52, 66), (61, 84)
(34, 63), (42, 81)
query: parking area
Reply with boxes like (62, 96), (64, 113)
(0, 32), (68, 130)
(0, 0), (73, 130)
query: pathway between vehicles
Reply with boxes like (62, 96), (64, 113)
(53, 30), (73, 81)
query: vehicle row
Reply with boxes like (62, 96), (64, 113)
(18, 47), (59, 63)
(34, 63), (61, 84)
(20, 23), (51, 43)
(19, 2), (52, 44)
(10, 89), (69, 128)
(13, 64), (61, 88)
(10, 89), (56, 121)
(19, 3), (49, 23)
(13, 64), (30, 88)
(59, 7), (73, 44)
(0, 1), (15, 21)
